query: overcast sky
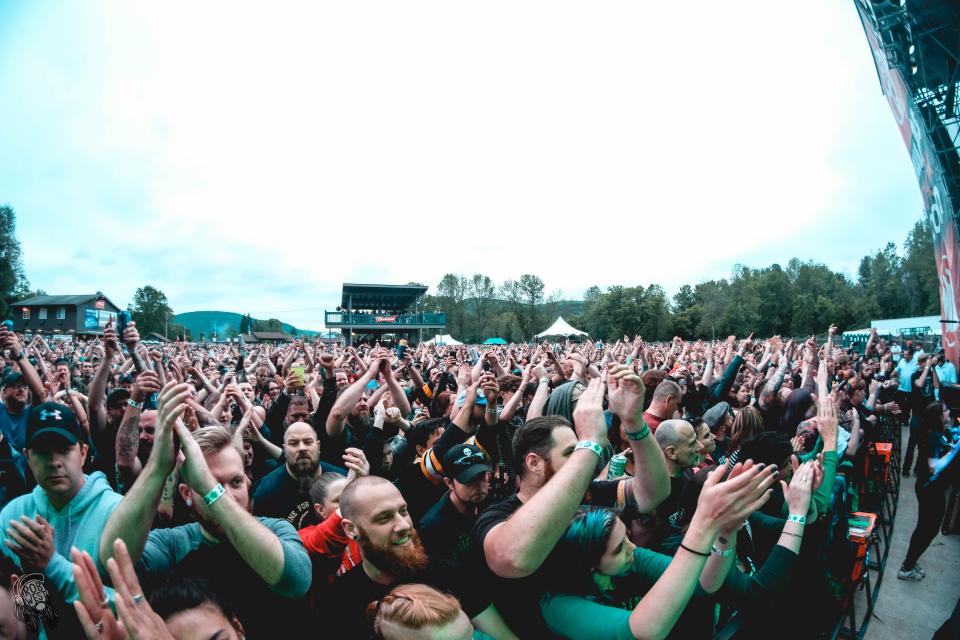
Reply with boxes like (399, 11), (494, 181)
(0, 1), (923, 331)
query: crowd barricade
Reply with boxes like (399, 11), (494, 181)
(834, 512), (884, 640)
(859, 441), (896, 559)
(832, 417), (904, 639)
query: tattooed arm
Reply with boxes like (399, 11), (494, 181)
(116, 405), (143, 481)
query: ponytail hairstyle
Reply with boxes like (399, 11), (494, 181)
(366, 583), (464, 638)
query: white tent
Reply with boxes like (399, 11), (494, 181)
(535, 316), (589, 339)
(425, 334), (464, 346)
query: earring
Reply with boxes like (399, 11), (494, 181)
(185, 498), (193, 507)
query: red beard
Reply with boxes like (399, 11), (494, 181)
(357, 528), (430, 580)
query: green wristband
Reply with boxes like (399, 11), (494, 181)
(624, 421), (651, 441)
(202, 483), (226, 507)
(575, 440), (604, 458)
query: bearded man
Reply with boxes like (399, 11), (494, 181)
(99, 384), (313, 637)
(331, 476), (518, 639)
(252, 422), (348, 529)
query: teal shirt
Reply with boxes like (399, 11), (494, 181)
(137, 518), (311, 598)
(540, 545), (798, 640)
(0, 472), (122, 604)
(895, 357), (919, 393)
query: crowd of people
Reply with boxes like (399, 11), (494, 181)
(0, 320), (957, 639)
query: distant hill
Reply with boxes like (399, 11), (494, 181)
(174, 311), (319, 339)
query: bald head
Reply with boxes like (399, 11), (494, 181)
(655, 419), (703, 470)
(339, 475), (395, 521)
(654, 419), (693, 449)
(652, 380), (681, 404)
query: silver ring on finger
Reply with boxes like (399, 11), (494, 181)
(132, 593), (144, 605)
(99, 594), (110, 608)
(95, 621), (104, 633)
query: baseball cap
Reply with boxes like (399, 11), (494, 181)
(2, 370), (24, 388)
(442, 443), (491, 484)
(106, 387), (132, 406)
(26, 402), (84, 449)
(118, 374), (135, 384)
(454, 389), (487, 409)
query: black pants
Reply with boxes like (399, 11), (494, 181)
(896, 390), (913, 425)
(903, 482), (947, 569)
(904, 420), (924, 474)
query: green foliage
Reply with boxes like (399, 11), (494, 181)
(0, 206), (31, 319)
(252, 317), (284, 333)
(168, 323), (192, 341)
(131, 285), (174, 336)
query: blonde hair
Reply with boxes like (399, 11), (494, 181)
(191, 426), (242, 458)
(367, 583), (462, 637)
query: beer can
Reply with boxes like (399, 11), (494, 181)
(608, 453), (627, 479)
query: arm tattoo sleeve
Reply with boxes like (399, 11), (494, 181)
(116, 411), (141, 466)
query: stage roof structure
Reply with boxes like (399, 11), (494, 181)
(327, 283), (443, 346)
(339, 283), (428, 312)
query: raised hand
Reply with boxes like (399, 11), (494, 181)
(153, 381), (191, 474)
(479, 373), (500, 406)
(73, 546), (126, 640)
(122, 322), (141, 350)
(783, 460), (815, 516)
(571, 376), (608, 446)
(817, 396), (839, 449)
(342, 447), (370, 482)
(606, 363), (645, 426)
(131, 371), (162, 404)
(693, 462), (778, 537)
(104, 539), (174, 640)
(103, 324), (121, 359)
(172, 419), (218, 500)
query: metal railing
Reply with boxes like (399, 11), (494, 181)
(324, 311), (446, 326)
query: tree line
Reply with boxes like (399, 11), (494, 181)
(424, 218), (939, 342)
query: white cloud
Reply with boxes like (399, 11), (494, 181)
(0, 1), (923, 329)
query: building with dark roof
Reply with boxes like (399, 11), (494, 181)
(12, 292), (122, 336)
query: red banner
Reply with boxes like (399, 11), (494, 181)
(856, 5), (960, 365)
(375, 316), (397, 323)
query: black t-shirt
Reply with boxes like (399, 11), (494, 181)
(252, 463), (344, 529)
(649, 471), (692, 551)
(918, 430), (950, 489)
(911, 370), (936, 412)
(471, 479), (631, 638)
(329, 559), (489, 639)
(474, 494), (559, 638)
(419, 491), (478, 564)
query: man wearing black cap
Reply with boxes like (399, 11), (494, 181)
(0, 327), (46, 453)
(0, 401), (122, 608)
(418, 443), (492, 565)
